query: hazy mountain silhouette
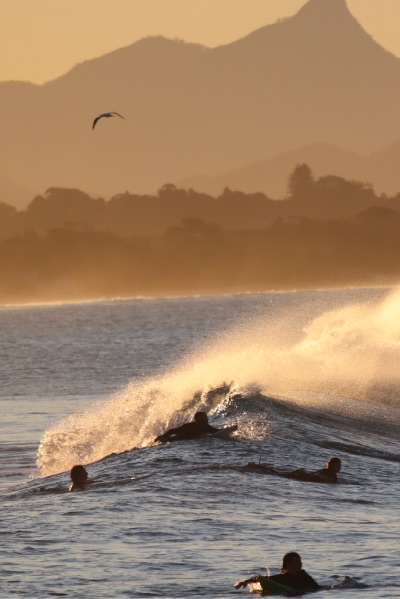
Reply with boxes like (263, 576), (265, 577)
(2, 0), (400, 208)
(178, 143), (369, 198)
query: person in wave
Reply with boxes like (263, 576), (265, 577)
(154, 411), (221, 443)
(287, 457), (342, 484)
(234, 551), (320, 592)
(244, 456), (341, 484)
(69, 464), (93, 492)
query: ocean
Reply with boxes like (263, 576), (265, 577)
(1, 288), (399, 598)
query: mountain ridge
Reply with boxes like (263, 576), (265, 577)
(2, 0), (400, 207)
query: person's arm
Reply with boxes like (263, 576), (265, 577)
(154, 427), (178, 443)
(234, 575), (260, 589)
(205, 423), (221, 434)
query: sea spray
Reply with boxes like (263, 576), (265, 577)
(37, 288), (400, 476)
(290, 287), (400, 405)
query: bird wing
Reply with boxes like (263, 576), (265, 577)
(92, 112), (125, 129)
(92, 115), (103, 129)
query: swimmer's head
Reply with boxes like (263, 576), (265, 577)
(327, 457), (341, 473)
(70, 465), (88, 484)
(282, 552), (302, 574)
(194, 411), (208, 424)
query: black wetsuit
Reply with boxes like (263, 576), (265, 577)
(155, 421), (219, 442)
(287, 468), (338, 483)
(269, 569), (320, 591)
(244, 463), (338, 483)
(312, 467), (338, 483)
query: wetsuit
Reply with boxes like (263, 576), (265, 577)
(244, 463), (338, 483)
(283, 467), (338, 483)
(269, 570), (320, 591)
(155, 421), (219, 443)
(312, 467), (338, 483)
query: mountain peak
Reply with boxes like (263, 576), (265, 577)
(226, 0), (366, 56)
(293, 0), (360, 30)
(2, 0), (400, 205)
(297, 0), (350, 17)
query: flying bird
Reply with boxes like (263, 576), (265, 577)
(92, 111), (125, 130)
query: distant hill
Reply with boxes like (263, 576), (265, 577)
(180, 140), (400, 200)
(2, 0), (400, 207)
(178, 143), (368, 198)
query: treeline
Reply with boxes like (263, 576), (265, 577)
(2, 165), (400, 241)
(1, 207), (400, 304)
(1, 164), (400, 303)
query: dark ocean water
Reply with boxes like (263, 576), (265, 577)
(1, 288), (399, 598)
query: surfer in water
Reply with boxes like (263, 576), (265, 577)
(69, 465), (93, 492)
(287, 457), (342, 483)
(154, 411), (221, 443)
(235, 551), (320, 592)
(244, 456), (342, 483)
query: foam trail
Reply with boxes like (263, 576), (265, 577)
(37, 288), (400, 476)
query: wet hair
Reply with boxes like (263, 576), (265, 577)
(327, 457), (342, 471)
(194, 411), (208, 423)
(282, 552), (302, 569)
(70, 465), (88, 484)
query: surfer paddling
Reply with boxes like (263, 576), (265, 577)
(69, 465), (94, 492)
(244, 456), (342, 484)
(154, 411), (222, 443)
(235, 551), (320, 592)
(285, 456), (342, 484)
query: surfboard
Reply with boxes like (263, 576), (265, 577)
(210, 424), (238, 439)
(257, 576), (294, 595)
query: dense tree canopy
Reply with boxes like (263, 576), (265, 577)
(1, 166), (400, 303)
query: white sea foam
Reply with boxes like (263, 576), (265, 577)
(37, 288), (400, 476)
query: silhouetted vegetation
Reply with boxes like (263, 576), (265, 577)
(1, 166), (400, 303)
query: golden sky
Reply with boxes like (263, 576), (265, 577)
(1, 0), (400, 84)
